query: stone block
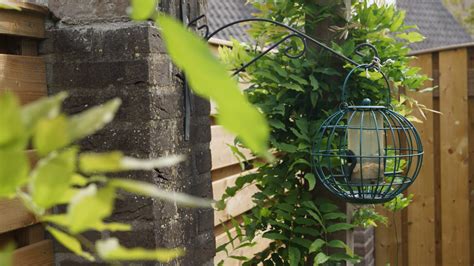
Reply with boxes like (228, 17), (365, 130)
(48, 0), (132, 21)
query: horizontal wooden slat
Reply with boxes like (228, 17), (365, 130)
(0, 198), (38, 234)
(213, 171), (258, 225)
(0, 8), (45, 38)
(211, 126), (254, 170)
(0, 54), (46, 104)
(215, 228), (271, 265)
(12, 240), (53, 266)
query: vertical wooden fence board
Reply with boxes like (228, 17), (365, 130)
(405, 53), (436, 265)
(439, 48), (470, 265)
(469, 96), (474, 266)
(374, 207), (402, 266)
(469, 48), (474, 266)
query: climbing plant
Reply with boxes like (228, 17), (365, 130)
(215, 1), (429, 265)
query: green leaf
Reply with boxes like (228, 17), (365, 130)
(304, 173), (316, 191)
(309, 75), (319, 91)
(0, 2), (21, 10)
(329, 253), (361, 263)
(396, 32), (425, 43)
(262, 232), (288, 241)
(323, 212), (346, 221)
(293, 226), (320, 237)
(33, 115), (70, 156)
(268, 119), (286, 131)
(0, 150), (29, 198)
(288, 246), (301, 266)
(309, 239), (325, 253)
(68, 98), (121, 142)
(156, 15), (269, 157)
(327, 239), (347, 249)
(326, 223), (354, 233)
(129, 0), (156, 20)
(96, 238), (183, 262)
(0, 92), (27, 150)
(79, 152), (184, 173)
(30, 148), (77, 208)
(314, 252), (329, 265)
(390, 10), (405, 32)
(67, 185), (116, 233)
(21, 92), (67, 133)
(109, 179), (212, 208)
(319, 203), (338, 213)
(46, 226), (94, 261)
(0, 242), (15, 266)
(290, 238), (312, 249)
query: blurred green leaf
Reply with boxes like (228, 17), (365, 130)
(68, 185), (116, 233)
(30, 148), (77, 208)
(68, 98), (121, 142)
(46, 226), (94, 261)
(0, 242), (15, 266)
(96, 238), (183, 262)
(129, 0), (156, 20)
(21, 92), (67, 133)
(33, 115), (70, 156)
(0, 92), (27, 151)
(156, 15), (270, 157)
(0, 150), (28, 198)
(79, 152), (184, 173)
(109, 178), (212, 208)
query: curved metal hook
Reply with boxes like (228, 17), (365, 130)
(188, 15), (392, 104)
(341, 63), (391, 106)
(231, 33), (307, 76)
(189, 16), (361, 66)
(354, 43), (380, 67)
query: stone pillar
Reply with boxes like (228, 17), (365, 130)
(40, 0), (214, 265)
(354, 227), (375, 266)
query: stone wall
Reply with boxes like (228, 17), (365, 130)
(40, 0), (214, 265)
(354, 227), (375, 266)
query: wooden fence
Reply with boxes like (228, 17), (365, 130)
(0, 2), (53, 265)
(374, 45), (474, 266)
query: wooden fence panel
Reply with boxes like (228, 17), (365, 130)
(0, 54), (47, 104)
(439, 48), (470, 265)
(0, 3), (51, 266)
(405, 53), (436, 265)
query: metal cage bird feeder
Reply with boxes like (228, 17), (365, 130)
(312, 64), (423, 204)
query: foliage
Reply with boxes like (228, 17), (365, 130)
(352, 206), (388, 228)
(215, 1), (429, 264)
(0, 92), (212, 264)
